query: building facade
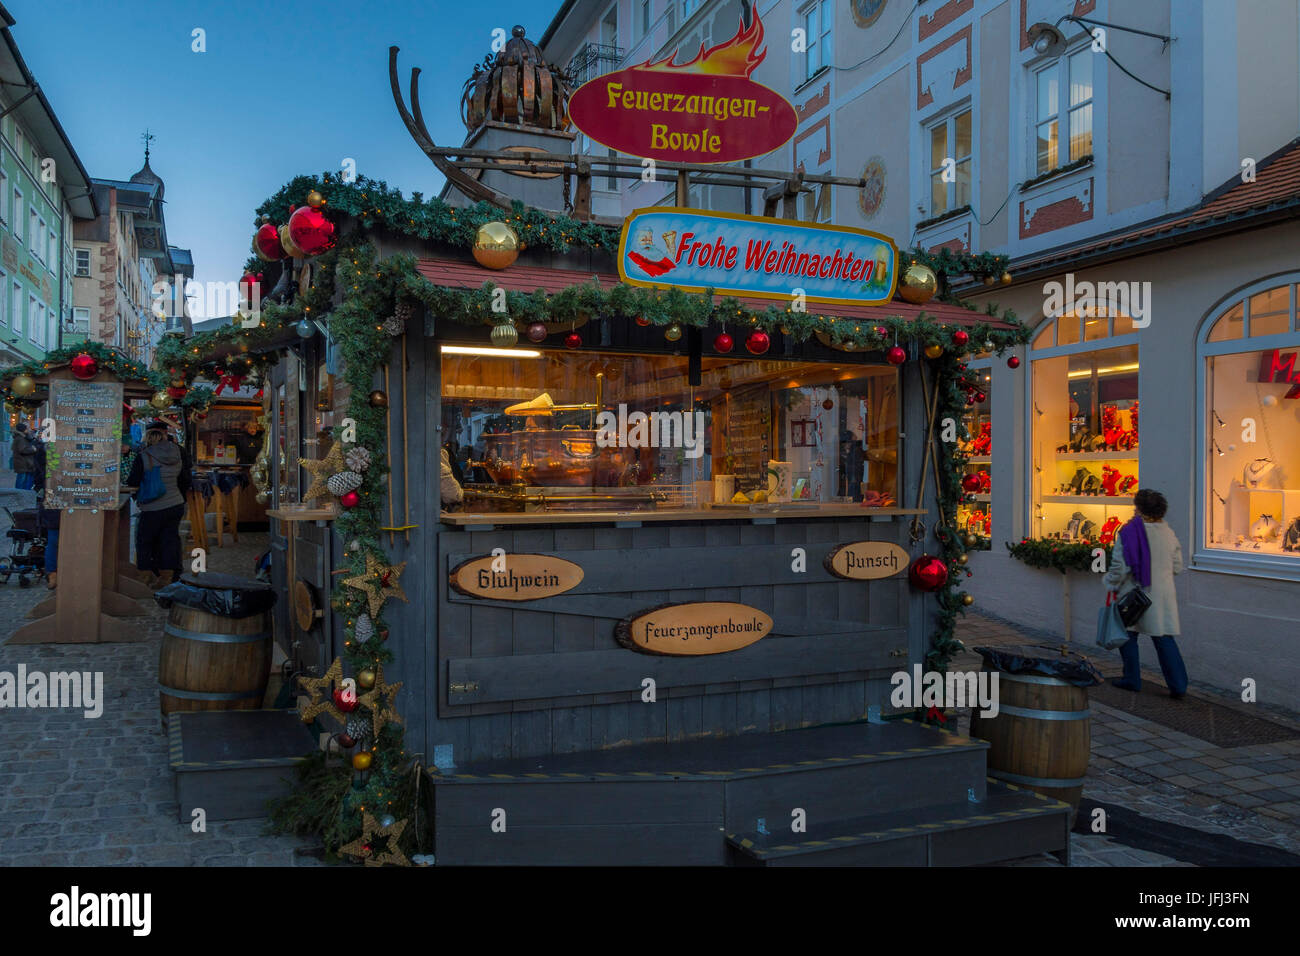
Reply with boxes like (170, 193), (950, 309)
(72, 155), (193, 366)
(0, 4), (96, 369)
(539, 0), (1300, 707)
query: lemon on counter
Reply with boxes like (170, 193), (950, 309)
(751, 489), (768, 502)
(731, 490), (751, 504)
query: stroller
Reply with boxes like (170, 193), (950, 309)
(0, 506), (47, 587)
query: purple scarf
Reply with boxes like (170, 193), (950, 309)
(1119, 517), (1151, 588)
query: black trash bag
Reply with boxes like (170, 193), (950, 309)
(973, 643), (1103, 687)
(154, 572), (277, 618)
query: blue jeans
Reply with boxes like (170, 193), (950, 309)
(15, 472), (33, 490)
(1118, 632), (1188, 694)
(45, 527), (57, 573)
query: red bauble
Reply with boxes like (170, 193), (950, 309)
(70, 353), (98, 380)
(239, 272), (262, 303)
(713, 332), (734, 353)
(166, 385), (187, 399)
(564, 332), (582, 349)
(909, 555), (949, 592)
(339, 490), (361, 508)
(822, 399), (834, 411)
(873, 326), (887, 338)
(333, 688), (358, 712)
(961, 473), (982, 493)
(885, 345), (907, 366)
(953, 329), (970, 347)
(1007, 356), (1021, 369)
(338, 733), (356, 748)
(745, 330), (770, 355)
(288, 205), (336, 257)
(974, 391), (987, 403)
(254, 222), (284, 260)
(526, 322), (547, 343)
(635, 316), (652, 327)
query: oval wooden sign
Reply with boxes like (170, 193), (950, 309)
(449, 553), (584, 601)
(824, 541), (909, 580)
(616, 602), (773, 656)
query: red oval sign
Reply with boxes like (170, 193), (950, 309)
(569, 68), (798, 165)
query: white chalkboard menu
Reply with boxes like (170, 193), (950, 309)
(45, 379), (125, 509)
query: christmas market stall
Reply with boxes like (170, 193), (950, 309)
(161, 24), (1075, 867)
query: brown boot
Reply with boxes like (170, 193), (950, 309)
(46, 572), (56, 590)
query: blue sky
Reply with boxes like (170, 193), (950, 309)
(7, 0), (551, 294)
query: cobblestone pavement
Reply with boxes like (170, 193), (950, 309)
(3, 510), (1299, 865)
(0, 526), (321, 866)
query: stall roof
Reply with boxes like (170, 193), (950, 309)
(415, 256), (1018, 329)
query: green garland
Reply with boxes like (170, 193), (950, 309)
(1007, 537), (1114, 574)
(0, 341), (166, 401)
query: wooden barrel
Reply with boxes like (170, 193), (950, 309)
(158, 586), (273, 719)
(969, 670), (1091, 815)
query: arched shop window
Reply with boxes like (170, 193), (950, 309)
(957, 355), (992, 548)
(1028, 309), (1139, 543)
(1199, 275), (1300, 576)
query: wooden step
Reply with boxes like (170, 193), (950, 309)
(431, 719), (997, 866)
(726, 780), (1072, 866)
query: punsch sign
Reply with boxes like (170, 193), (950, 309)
(566, 13), (797, 164)
(618, 207), (899, 307)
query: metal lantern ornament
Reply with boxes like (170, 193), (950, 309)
(460, 25), (571, 133)
(491, 322), (519, 347)
(897, 263), (937, 304)
(908, 554), (949, 592)
(473, 221), (520, 270)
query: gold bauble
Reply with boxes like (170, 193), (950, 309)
(923, 343), (943, 359)
(957, 552), (969, 565)
(150, 390), (172, 410)
(279, 223), (306, 259)
(472, 221), (519, 270)
(897, 263), (938, 304)
(490, 322), (519, 348)
(11, 373), (36, 397)
(368, 389), (389, 409)
(664, 322), (683, 342)
(961, 593), (975, 606)
(352, 752), (373, 771)
(357, 669), (377, 690)
(982, 275), (996, 286)
(307, 189), (325, 209)
(1001, 271), (1012, 285)
(964, 533), (978, 548)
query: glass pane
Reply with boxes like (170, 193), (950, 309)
(1207, 352), (1299, 557)
(1057, 312), (1081, 345)
(1033, 320), (1055, 350)
(1036, 120), (1058, 174)
(930, 124), (948, 170)
(1249, 285), (1289, 318)
(1083, 314), (1108, 341)
(931, 172), (947, 215)
(1112, 313), (1135, 336)
(1036, 69), (1058, 121)
(439, 349), (900, 512)
(1208, 302), (1244, 342)
(955, 159), (971, 208)
(1251, 310), (1290, 337)
(955, 110), (972, 159)
(1069, 104), (1093, 161)
(1069, 50), (1092, 106)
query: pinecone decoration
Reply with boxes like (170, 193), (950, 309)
(327, 471), (363, 496)
(382, 314), (405, 336)
(345, 715), (370, 744)
(354, 613), (374, 643)
(383, 299), (414, 337)
(345, 447), (371, 472)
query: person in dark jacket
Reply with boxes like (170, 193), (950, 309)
(127, 422), (189, 587)
(12, 423), (39, 490)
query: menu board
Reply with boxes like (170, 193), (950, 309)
(45, 379), (124, 509)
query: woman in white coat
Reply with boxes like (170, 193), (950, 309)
(1103, 488), (1188, 697)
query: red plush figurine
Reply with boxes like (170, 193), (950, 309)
(1101, 406), (1122, 450)
(977, 471), (991, 494)
(1099, 516), (1122, 545)
(1118, 474), (1138, 495)
(1101, 465), (1121, 496)
(970, 422), (992, 456)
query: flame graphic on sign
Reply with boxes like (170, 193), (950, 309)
(641, 12), (766, 78)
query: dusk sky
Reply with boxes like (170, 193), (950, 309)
(8, 0), (548, 299)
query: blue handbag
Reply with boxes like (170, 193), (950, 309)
(1096, 596), (1130, 650)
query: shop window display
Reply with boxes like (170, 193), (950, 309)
(956, 363), (992, 547)
(1203, 280), (1300, 560)
(439, 348), (899, 514)
(1031, 313), (1139, 542)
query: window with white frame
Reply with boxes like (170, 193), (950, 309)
(75, 247), (90, 277)
(1033, 47), (1093, 175)
(636, 0), (651, 41)
(27, 295), (37, 344)
(71, 307), (90, 334)
(0, 169), (7, 224)
(928, 108), (972, 216)
(800, 0), (832, 83)
(47, 230), (55, 271)
(0, 269), (6, 327)
(29, 211), (38, 259)
(14, 126), (24, 169)
(10, 282), (20, 336)
(12, 191), (21, 242)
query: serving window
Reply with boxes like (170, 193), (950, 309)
(1202, 280), (1300, 564)
(439, 346), (899, 514)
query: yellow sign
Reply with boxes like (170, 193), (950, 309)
(449, 553), (584, 601)
(617, 602), (773, 656)
(823, 541), (909, 580)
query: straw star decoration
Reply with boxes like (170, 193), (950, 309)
(342, 554), (408, 618)
(296, 657), (348, 725)
(358, 664), (404, 738)
(299, 440), (348, 503)
(338, 813), (410, 867)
